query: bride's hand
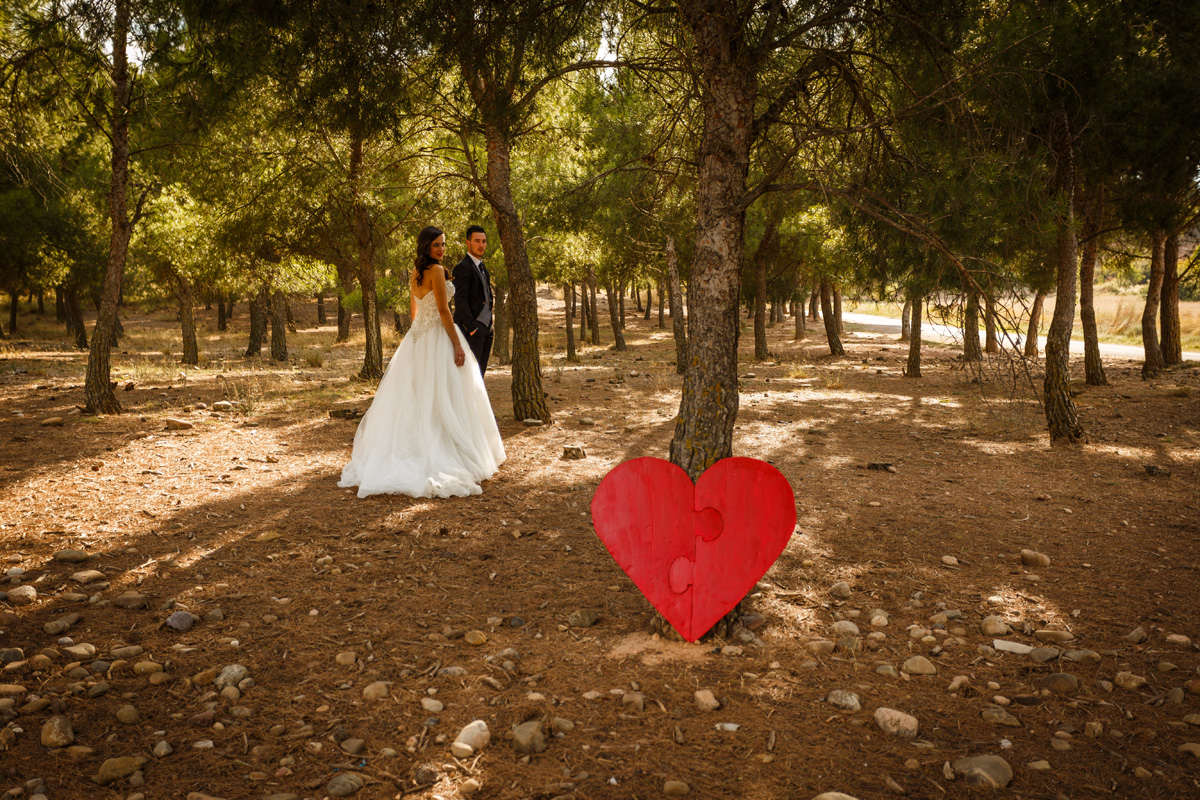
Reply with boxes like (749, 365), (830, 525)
(454, 347), (466, 367)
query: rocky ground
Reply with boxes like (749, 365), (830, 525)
(1, 292), (1199, 800)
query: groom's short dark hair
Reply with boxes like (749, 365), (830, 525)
(465, 225), (486, 239)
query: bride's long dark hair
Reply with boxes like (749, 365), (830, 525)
(413, 225), (444, 284)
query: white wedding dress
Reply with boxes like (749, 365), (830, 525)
(338, 283), (506, 498)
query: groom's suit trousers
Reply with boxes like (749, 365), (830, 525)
(466, 326), (493, 377)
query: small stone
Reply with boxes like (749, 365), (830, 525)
(214, 664), (248, 689)
(694, 690), (720, 712)
(980, 616), (1009, 636)
(1167, 687), (1186, 704)
(421, 697), (444, 713)
(805, 640), (835, 656)
(63, 643), (97, 659)
(164, 418), (194, 430)
(116, 704), (140, 724)
(568, 609), (599, 628)
(464, 630), (487, 646)
(460, 778), (482, 795)
(1020, 549), (1051, 567)
(941, 555), (958, 565)
(1041, 673), (1079, 694)
(993, 639), (1033, 655)
(341, 738), (365, 755)
(72, 569), (105, 584)
(114, 592), (147, 610)
(1026, 760), (1052, 771)
(40, 416), (65, 427)
(1063, 649), (1100, 664)
(874, 707), (918, 738)
(362, 681), (391, 701)
(948, 675), (969, 693)
(663, 780), (690, 796)
(951, 755), (1013, 788)
(1166, 634), (1191, 646)
(213, 401), (233, 411)
(133, 661), (163, 675)
(166, 611), (197, 631)
(622, 692), (644, 712)
(830, 582), (852, 599)
(95, 756), (144, 785)
(1133, 766), (1152, 779)
(902, 656), (937, 676)
(53, 550), (91, 563)
(1123, 626), (1148, 644)
(561, 445), (586, 460)
(43, 613), (81, 636)
(831, 620), (859, 637)
(204, 609), (224, 622)
(1034, 629), (1074, 643)
(827, 690), (861, 711)
(512, 719), (546, 754)
(7, 585), (36, 605)
(40, 716), (74, 747)
(454, 720), (490, 753)
(982, 706), (1021, 727)
(335, 652), (356, 666)
(1114, 672), (1147, 690)
(1178, 743), (1200, 758)
(153, 740), (173, 757)
(326, 773), (364, 797)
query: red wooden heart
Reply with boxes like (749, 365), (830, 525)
(591, 457), (796, 641)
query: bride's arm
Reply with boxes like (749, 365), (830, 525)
(432, 268), (466, 367)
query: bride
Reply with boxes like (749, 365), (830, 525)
(338, 226), (506, 498)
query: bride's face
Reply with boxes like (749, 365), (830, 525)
(430, 234), (446, 262)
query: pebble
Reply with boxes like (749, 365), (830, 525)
(164, 418), (194, 430)
(72, 569), (104, 583)
(993, 639), (1033, 655)
(327, 773), (364, 797)
(951, 755), (1013, 788)
(1178, 743), (1200, 758)
(694, 690), (720, 711)
(512, 719), (546, 754)
(53, 550), (91, 563)
(116, 704), (140, 724)
(1020, 549), (1051, 567)
(335, 651), (356, 666)
(941, 555), (958, 565)
(663, 780), (690, 796)
(133, 661), (163, 675)
(1029, 646), (1060, 663)
(1034, 629), (1074, 643)
(362, 681), (390, 701)
(622, 692), (644, 712)
(569, 608), (599, 627)
(805, 640), (835, 656)
(341, 738), (365, 755)
(982, 706), (1021, 727)
(827, 690), (861, 711)
(829, 582), (852, 599)
(464, 630), (487, 646)
(1114, 672), (1147, 690)
(95, 756), (145, 785)
(40, 716), (74, 747)
(948, 675), (969, 693)
(876, 664), (898, 678)
(460, 778), (482, 795)
(1122, 626), (1148, 644)
(831, 620), (859, 637)
(153, 740), (173, 757)
(1041, 673), (1079, 694)
(1166, 634), (1191, 646)
(114, 592), (148, 610)
(1063, 649), (1100, 664)
(1026, 760), (1052, 771)
(454, 720), (490, 756)
(812, 793), (862, 800)
(7, 585), (37, 605)
(980, 616), (1009, 636)
(166, 611), (197, 631)
(874, 707), (918, 738)
(902, 656), (936, 676)
(214, 664), (249, 688)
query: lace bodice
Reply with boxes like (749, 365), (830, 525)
(408, 283), (454, 340)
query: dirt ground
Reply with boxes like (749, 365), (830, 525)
(1, 290), (1198, 800)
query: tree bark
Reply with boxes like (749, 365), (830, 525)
(175, 271), (198, 366)
(900, 298), (911, 341)
(634, 282), (643, 313)
(657, 277), (665, 328)
(335, 262), (353, 343)
(643, 284), (652, 320)
(63, 285), (88, 349)
(245, 284), (269, 357)
(270, 290), (288, 362)
(905, 292), (923, 377)
(833, 285), (843, 335)
(666, 236), (687, 375)
(565, 283), (578, 362)
(606, 279), (627, 351)
(752, 206), (780, 361)
(494, 285), (511, 366)
(348, 128), (383, 381)
(1079, 182), (1106, 384)
(480, 124), (547, 420)
(55, 286), (65, 322)
(963, 290), (982, 361)
(1162, 233), (1182, 366)
(808, 282), (820, 320)
(668, 5), (756, 480)
(983, 293), (999, 354)
(587, 266), (600, 345)
(793, 289), (806, 340)
(618, 275), (626, 328)
(217, 298), (228, 331)
(8, 293), (17, 334)
(286, 297), (296, 333)
(84, 0), (133, 414)
(1043, 109), (1084, 443)
(1024, 290), (1045, 358)
(316, 293), (327, 325)
(1141, 228), (1167, 378)
(578, 280), (588, 342)
(393, 308), (411, 334)
(820, 278), (844, 356)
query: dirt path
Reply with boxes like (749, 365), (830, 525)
(1, 294), (1198, 800)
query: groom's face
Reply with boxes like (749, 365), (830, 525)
(467, 232), (487, 260)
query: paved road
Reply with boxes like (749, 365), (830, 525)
(840, 311), (1200, 362)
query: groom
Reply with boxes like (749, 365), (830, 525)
(452, 225), (494, 376)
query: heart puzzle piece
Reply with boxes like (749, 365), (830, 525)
(591, 457), (796, 641)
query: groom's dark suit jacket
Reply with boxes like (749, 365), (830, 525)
(452, 254), (492, 337)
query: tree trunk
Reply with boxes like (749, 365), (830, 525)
(8, 293), (17, 334)
(217, 298), (228, 331)
(175, 271), (198, 366)
(983, 293), (999, 354)
(565, 283), (578, 362)
(348, 129), (383, 381)
(618, 276), (627, 329)
(1141, 228), (1167, 378)
(55, 286), (65, 322)
(963, 290), (982, 361)
(1162, 233), (1182, 366)
(666, 236), (687, 375)
(905, 292), (923, 377)
(793, 290), (806, 340)
(1079, 182), (1106, 384)
(336, 262), (353, 342)
(1024, 290), (1045, 358)
(36, 292), (42, 315)
(634, 283), (643, 313)
(833, 285), (843, 335)
(1043, 109), (1084, 443)
(226, 294), (235, 319)
(63, 285), (88, 349)
(752, 207), (781, 361)
(820, 278), (844, 356)
(900, 298), (911, 341)
(245, 285), (269, 357)
(286, 297), (297, 333)
(316, 293), (327, 325)
(587, 266), (600, 345)
(494, 285), (511, 366)
(643, 285), (652, 320)
(668, 5), (756, 481)
(808, 282), (820, 320)
(394, 308), (411, 334)
(577, 280), (588, 342)
(84, 0), (133, 414)
(270, 290), (288, 362)
(657, 278), (665, 328)
(606, 280), (627, 351)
